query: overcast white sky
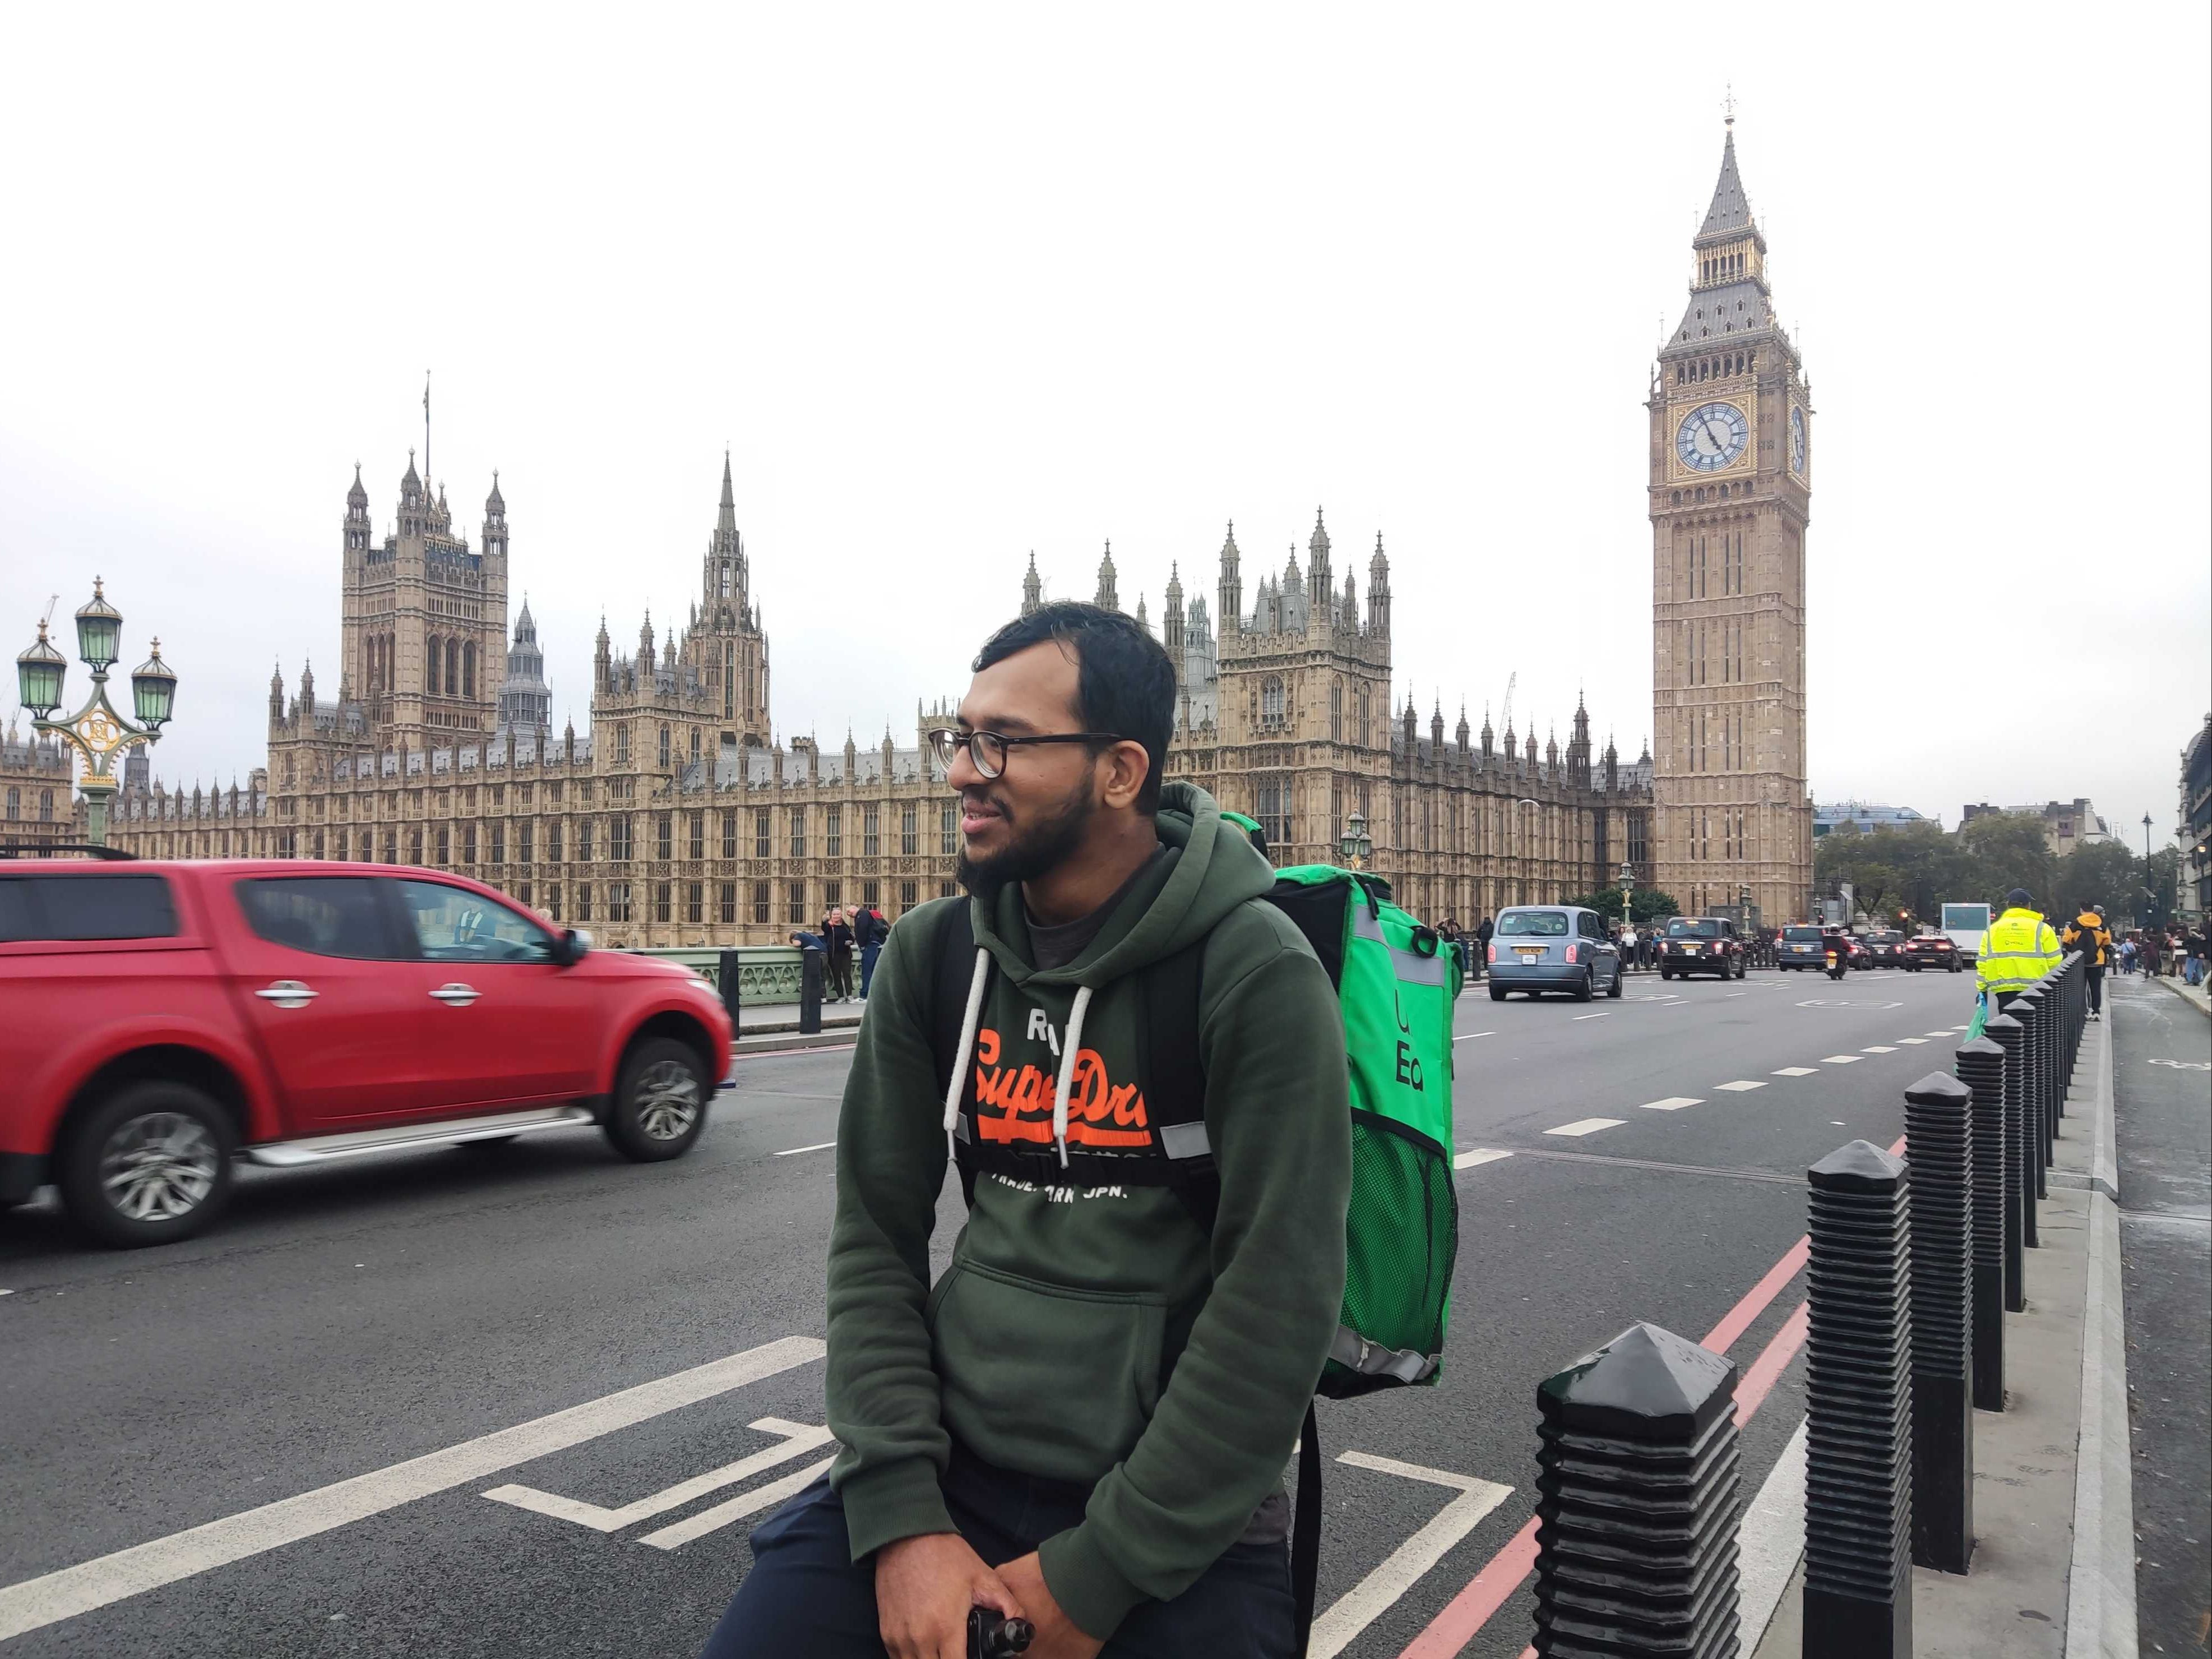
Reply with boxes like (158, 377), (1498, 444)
(4, 5), (2206, 847)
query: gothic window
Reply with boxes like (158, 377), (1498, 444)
(4, 787), (16, 818)
(900, 879), (918, 913)
(825, 806), (842, 858)
(686, 881), (704, 925)
(545, 884), (561, 920)
(609, 881), (633, 923)
(688, 811), (705, 859)
(1261, 677), (1286, 728)
(615, 723), (631, 765)
(789, 807), (806, 858)
(863, 805), (880, 857)
(659, 725), (672, 769)
(1358, 685), (1371, 747)
(577, 819), (594, 861)
(609, 816), (632, 862)
(443, 639), (458, 698)
(1330, 683), (1342, 742)
(655, 882), (673, 924)
(900, 804), (918, 856)
(1256, 778), (1289, 849)
(490, 824), (506, 864)
(788, 881), (806, 925)
(427, 637), (441, 695)
(719, 881), (738, 925)
(519, 822), (534, 863)
(658, 814), (673, 861)
(940, 803), (957, 856)
(549, 821), (563, 862)
(723, 811), (738, 860)
(412, 826), (428, 863)
(755, 808), (771, 859)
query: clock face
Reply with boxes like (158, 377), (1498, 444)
(1676, 401), (1749, 472)
(1790, 406), (1807, 473)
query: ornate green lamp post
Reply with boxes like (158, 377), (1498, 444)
(1336, 809), (1372, 871)
(15, 579), (178, 847)
(1619, 859), (1636, 928)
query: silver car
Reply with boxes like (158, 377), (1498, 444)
(1486, 905), (1624, 1002)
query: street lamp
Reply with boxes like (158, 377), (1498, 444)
(1619, 859), (1636, 928)
(1337, 810), (1372, 871)
(16, 579), (177, 847)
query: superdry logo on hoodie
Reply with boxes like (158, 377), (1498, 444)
(971, 1022), (1154, 1149)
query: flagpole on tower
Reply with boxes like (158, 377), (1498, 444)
(423, 371), (432, 487)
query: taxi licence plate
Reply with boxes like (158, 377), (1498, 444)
(1516, 947), (1543, 959)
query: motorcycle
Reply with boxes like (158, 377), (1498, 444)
(1825, 948), (1847, 982)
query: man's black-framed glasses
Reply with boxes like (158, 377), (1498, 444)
(927, 727), (1123, 781)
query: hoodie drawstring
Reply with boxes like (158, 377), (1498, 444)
(941, 948), (993, 1147)
(1051, 985), (1095, 1169)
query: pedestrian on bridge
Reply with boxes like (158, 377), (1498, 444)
(1976, 888), (2063, 1010)
(2062, 903), (2111, 1020)
(705, 601), (1349, 1659)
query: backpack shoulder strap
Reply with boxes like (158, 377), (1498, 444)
(925, 901), (981, 1209)
(1139, 937), (1214, 1233)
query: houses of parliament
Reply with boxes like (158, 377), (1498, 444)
(15, 126), (1812, 937)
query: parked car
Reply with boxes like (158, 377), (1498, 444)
(1658, 916), (1746, 981)
(0, 859), (733, 1247)
(1776, 923), (1829, 971)
(1487, 905), (1624, 1002)
(1861, 930), (1905, 967)
(1902, 933), (1964, 973)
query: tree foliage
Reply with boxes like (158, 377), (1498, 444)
(1815, 812), (2175, 930)
(1569, 888), (1684, 926)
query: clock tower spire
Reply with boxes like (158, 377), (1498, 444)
(1648, 118), (1813, 927)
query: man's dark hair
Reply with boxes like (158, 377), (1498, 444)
(973, 601), (1176, 814)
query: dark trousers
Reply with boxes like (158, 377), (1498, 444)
(859, 942), (882, 999)
(2085, 963), (2104, 1013)
(827, 954), (854, 1000)
(699, 1451), (1294, 1659)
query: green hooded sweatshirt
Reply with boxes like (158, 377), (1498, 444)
(823, 780), (1352, 1639)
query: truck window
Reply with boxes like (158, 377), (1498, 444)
(0, 875), (178, 942)
(238, 877), (402, 959)
(397, 880), (557, 964)
(1497, 911), (1569, 937)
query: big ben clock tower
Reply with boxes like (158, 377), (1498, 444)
(1649, 117), (1813, 925)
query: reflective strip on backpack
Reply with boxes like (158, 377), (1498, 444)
(1330, 1324), (1438, 1384)
(1158, 1121), (1213, 1161)
(1350, 903), (1451, 987)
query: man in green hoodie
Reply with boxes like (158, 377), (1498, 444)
(702, 602), (1351, 1658)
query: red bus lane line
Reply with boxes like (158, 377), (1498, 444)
(1398, 1222), (1829, 1657)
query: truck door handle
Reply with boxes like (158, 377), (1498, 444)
(429, 983), (481, 1007)
(255, 980), (318, 1009)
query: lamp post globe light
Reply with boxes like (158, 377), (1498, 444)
(1337, 810), (1372, 871)
(15, 579), (177, 848)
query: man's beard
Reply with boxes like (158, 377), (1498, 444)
(956, 781), (1096, 903)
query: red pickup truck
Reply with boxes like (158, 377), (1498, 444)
(0, 857), (732, 1247)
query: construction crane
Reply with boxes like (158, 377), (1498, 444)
(1499, 671), (1517, 739)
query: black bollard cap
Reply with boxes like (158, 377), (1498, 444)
(1984, 1012), (2022, 1037)
(1904, 1073), (1973, 1108)
(1538, 1322), (1737, 1441)
(1954, 1037), (2005, 1060)
(1810, 1139), (1906, 1193)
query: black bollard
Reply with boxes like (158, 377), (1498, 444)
(718, 948), (743, 1042)
(1983, 1013), (2028, 1310)
(1956, 1037), (2009, 1410)
(2039, 973), (2065, 1142)
(1804, 1141), (1913, 1659)
(2011, 991), (2047, 1237)
(799, 948), (825, 1034)
(1904, 1073), (1975, 1573)
(1532, 1322), (1743, 1658)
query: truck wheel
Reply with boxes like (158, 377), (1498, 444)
(1573, 969), (1595, 1004)
(1488, 983), (1507, 1002)
(604, 1038), (710, 1163)
(59, 1082), (234, 1249)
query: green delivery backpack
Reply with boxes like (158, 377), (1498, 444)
(926, 842), (1460, 1655)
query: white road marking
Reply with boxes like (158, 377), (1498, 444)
(1771, 1067), (1818, 1077)
(1714, 1080), (1766, 1093)
(1861, 1046), (1897, 1054)
(1571, 1013), (1609, 1021)
(1452, 1149), (1515, 1170)
(1724, 992), (1746, 998)
(1896, 1038), (1928, 1045)
(1452, 1032), (1496, 1042)
(774, 1141), (837, 1157)
(1737, 1420), (1809, 1646)
(483, 1418), (833, 1532)
(0, 1336), (825, 1643)
(1545, 1118), (1626, 1138)
(638, 1455), (838, 1550)
(1640, 1097), (1704, 1111)
(1820, 1055), (1862, 1064)
(1307, 1452), (1514, 1659)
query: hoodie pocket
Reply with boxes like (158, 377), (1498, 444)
(927, 1258), (1167, 1485)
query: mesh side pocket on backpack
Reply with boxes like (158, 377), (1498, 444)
(1329, 1110), (1457, 1397)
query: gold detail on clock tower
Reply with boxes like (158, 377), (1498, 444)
(1649, 121), (1814, 925)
